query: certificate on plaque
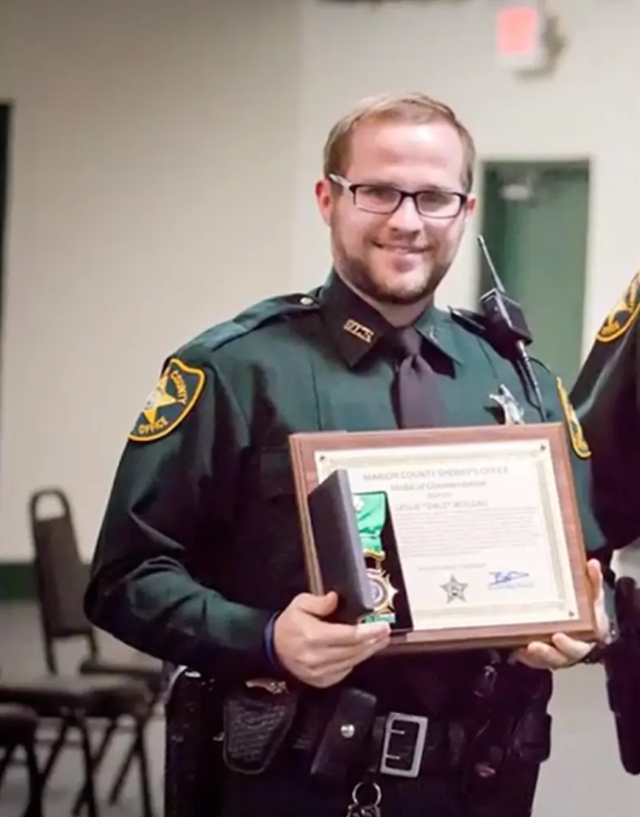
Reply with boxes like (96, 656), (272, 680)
(288, 424), (597, 654)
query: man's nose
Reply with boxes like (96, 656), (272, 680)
(386, 196), (423, 230)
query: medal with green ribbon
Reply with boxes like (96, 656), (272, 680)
(352, 491), (398, 624)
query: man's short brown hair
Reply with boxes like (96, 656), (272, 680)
(323, 91), (476, 192)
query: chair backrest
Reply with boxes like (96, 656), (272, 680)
(28, 488), (98, 673)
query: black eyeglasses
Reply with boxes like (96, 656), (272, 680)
(329, 173), (468, 219)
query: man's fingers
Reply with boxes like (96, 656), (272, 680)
(294, 591), (340, 617)
(355, 620), (391, 641)
(302, 638), (389, 686)
(306, 619), (390, 649)
(308, 667), (353, 689)
(513, 635), (594, 670)
(304, 627), (390, 665)
(273, 593), (391, 687)
(551, 633), (593, 662)
(587, 559), (604, 600)
(513, 642), (566, 670)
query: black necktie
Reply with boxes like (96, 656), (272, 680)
(389, 326), (445, 428)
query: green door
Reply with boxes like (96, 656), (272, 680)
(479, 161), (590, 387)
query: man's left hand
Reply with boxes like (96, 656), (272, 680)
(511, 559), (609, 670)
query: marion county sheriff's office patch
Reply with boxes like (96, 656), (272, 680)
(557, 377), (591, 459)
(596, 270), (640, 343)
(128, 358), (206, 443)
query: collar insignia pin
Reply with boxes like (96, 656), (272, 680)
(343, 319), (375, 344)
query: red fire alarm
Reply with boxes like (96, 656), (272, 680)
(496, 3), (550, 72)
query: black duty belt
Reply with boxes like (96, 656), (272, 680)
(168, 669), (550, 817)
(287, 686), (457, 784)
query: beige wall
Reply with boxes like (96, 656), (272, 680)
(0, 0), (639, 559)
(0, 0), (301, 559)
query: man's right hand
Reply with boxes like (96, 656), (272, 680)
(273, 591), (391, 688)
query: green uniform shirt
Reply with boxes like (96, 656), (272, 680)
(85, 271), (609, 680)
(571, 270), (640, 548)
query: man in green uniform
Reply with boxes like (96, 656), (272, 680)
(84, 92), (611, 817)
(569, 273), (640, 777)
(570, 270), (640, 549)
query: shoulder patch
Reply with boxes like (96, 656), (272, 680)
(128, 357), (206, 443)
(596, 270), (640, 343)
(557, 377), (591, 459)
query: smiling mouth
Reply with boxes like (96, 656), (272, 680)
(374, 243), (428, 254)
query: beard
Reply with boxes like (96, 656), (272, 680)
(336, 245), (449, 306)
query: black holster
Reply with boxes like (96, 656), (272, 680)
(220, 680), (377, 787)
(222, 679), (300, 775)
(163, 670), (225, 817)
(460, 659), (553, 817)
(602, 576), (640, 774)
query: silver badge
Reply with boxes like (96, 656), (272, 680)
(490, 384), (526, 425)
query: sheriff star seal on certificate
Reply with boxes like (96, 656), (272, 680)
(441, 575), (468, 603)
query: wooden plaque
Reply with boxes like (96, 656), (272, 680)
(288, 423), (597, 655)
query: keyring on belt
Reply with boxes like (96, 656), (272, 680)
(349, 779), (382, 815)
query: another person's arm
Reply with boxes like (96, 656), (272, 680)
(570, 271), (640, 549)
(513, 366), (612, 669)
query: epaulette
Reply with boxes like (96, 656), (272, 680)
(177, 290), (322, 357)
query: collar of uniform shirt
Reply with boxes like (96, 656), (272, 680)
(318, 268), (463, 368)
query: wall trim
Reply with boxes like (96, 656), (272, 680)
(0, 562), (35, 601)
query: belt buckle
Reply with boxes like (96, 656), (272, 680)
(379, 711), (428, 778)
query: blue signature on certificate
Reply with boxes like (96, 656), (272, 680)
(489, 570), (530, 587)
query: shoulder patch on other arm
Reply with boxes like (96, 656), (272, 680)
(596, 270), (640, 343)
(557, 377), (591, 459)
(128, 357), (206, 443)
